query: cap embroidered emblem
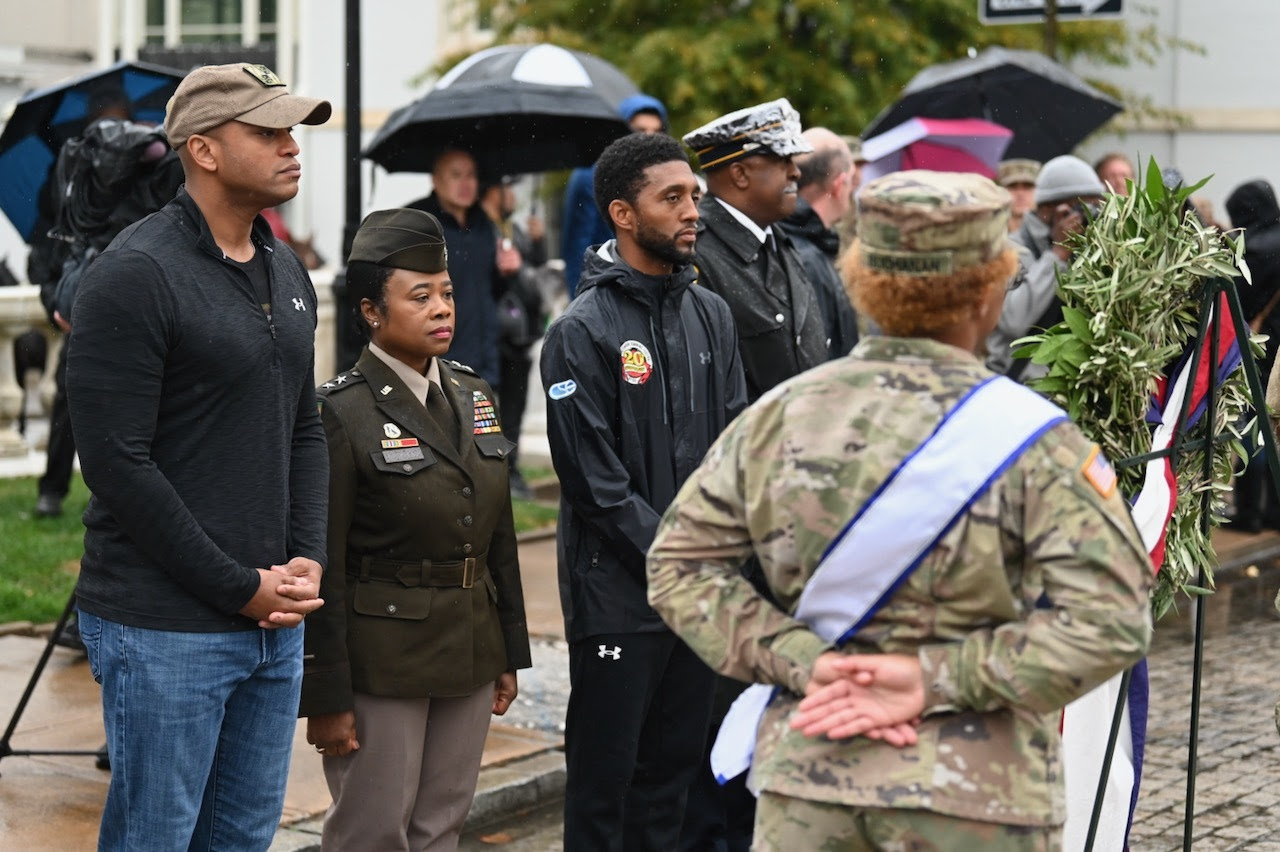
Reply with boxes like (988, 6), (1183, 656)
(244, 64), (286, 87)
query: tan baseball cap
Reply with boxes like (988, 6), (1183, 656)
(857, 170), (1011, 276)
(164, 63), (331, 148)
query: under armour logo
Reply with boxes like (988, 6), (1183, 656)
(598, 645), (622, 660)
(293, 297), (306, 312)
(699, 351), (711, 365)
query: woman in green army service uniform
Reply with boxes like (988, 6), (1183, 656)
(300, 208), (532, 851)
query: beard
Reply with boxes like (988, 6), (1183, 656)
(634, 217), (695, 267)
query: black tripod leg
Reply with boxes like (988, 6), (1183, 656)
(0, 593), (105, 774)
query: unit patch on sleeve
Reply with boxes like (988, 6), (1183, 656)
(620, 339), (654, 386)
(1081, 445), (1117, 498)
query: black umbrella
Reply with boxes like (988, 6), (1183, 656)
(363, 43), (637, 175)
(863, 46), (1123, 162)
(0, 60), (186, 241)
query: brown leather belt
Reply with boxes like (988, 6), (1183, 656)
(351, 554), (485, 589)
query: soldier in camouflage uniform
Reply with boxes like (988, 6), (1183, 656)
(647, 170), (1153, 850)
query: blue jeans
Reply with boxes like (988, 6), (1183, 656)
(79, 610), (303, 852)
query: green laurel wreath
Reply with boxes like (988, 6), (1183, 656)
(1013, 159), (1260, 620)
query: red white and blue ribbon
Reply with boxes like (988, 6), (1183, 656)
(1062, 292), (1241, 851)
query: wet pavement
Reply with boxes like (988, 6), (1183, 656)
(6, 526), (1280, 849)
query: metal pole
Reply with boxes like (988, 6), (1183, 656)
(344, 0), (362, 259)
(1044, 0), (1059, 60)
(1222, 279), (1280, 501)
(334, 0), (362, 373)
(1181, 284), (1227, 849)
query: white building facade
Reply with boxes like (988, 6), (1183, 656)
(1, 1), (1278, 265)
(0, 0), (492, 273)
(1074, 0), (1280, 226)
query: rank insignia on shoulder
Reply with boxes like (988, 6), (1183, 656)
(445, 359), (476, 375)
(1081, 446), (1117, 498)
(319, 370), (362, 392)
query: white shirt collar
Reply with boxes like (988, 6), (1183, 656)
(715, 197), (773, 244)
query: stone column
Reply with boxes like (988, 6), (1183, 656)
(312, 269), (336, 386)
(0, 286), (47, 457)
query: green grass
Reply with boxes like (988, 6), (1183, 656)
(0, 475), (90, 624)
(513, 498), (559, 533)
(0, 473), (558, 625)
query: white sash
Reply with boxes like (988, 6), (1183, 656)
(710, 375), (1067, 786)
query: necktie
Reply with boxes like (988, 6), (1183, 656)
(759, 234), (774, 279)
(427, 382), (462, 449)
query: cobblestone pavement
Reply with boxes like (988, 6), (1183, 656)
(1129, 609), (1280, 851)
(461, 598), (1280, 851)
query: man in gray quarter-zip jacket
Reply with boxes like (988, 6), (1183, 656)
(65, 63), (332, 852)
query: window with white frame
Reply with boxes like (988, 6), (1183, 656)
(143, 0), (278, 46)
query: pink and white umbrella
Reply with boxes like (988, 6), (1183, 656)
(861, 117), (1013, 183)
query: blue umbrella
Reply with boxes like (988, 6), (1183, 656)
(0, 60), (186, 241)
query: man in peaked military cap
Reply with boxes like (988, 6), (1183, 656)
(683, 98), (832, 403)
(680, 96), (836, 848)
(65, 62), (331, 850)
(302, 207), (531, 851)
(648, 170), (1152, 850)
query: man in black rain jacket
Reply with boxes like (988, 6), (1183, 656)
(540, 132), (747, 851)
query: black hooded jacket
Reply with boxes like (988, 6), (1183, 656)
(777, 197), (859, 358)
(540, 242), (747, 641)
(1226, 181), (1280, 339)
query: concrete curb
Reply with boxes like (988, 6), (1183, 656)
(268, 748), (566, 850)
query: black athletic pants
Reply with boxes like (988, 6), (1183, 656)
(563, 631), (715, 852)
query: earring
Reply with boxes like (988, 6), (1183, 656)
(372, 321), (379, 328)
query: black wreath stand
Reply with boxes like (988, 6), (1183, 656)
(1084, 275), (1280, 850)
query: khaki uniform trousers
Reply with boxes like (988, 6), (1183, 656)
(320, 686), (493, 852)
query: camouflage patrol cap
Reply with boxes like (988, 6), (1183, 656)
(348, 208), (448, 273)
(857, 170), (1011, 277)
(682, 98), (813, 171)
(164, 63), (331, 148)
(998, 158), (1041, 187)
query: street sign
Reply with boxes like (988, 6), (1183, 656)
(979, 0), (1123, 25)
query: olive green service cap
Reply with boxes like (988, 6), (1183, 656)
(857, 170), (1011, 277)
(164, 63), (331, 147)
(997, 158), (1042, 188)
(348, 208), (449, 274)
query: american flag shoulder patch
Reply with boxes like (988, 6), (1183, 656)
(1081, 445), (1117, 498)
